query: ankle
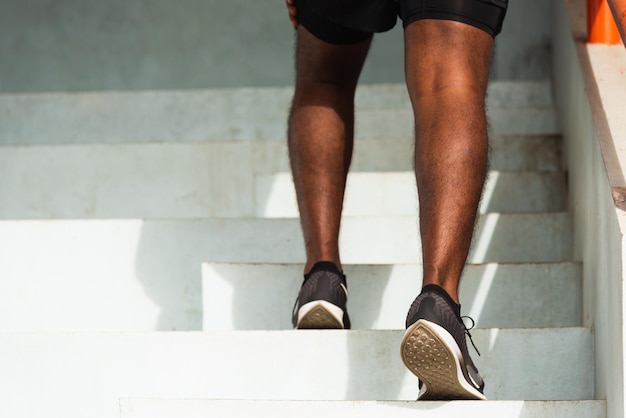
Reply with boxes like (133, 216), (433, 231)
(421, 281), (459, 304)
(305, 259), (342, 275)
(305, 261), (343, 278)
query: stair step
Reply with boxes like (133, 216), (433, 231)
(257, 171), (567, 218)
(356, 107), (558, 138)
(0, 328), (594, 418)
(202, 262), (581, 330)
(352, 81), (554, 109)
(253, 134), (563, 173)
(0, 215), (572, 332)
(0, 82), (557, 145)
(120, 399), (605, 418)
(490, 135), (562, 171)
(0, 216), (573, 265)
(0, 137), (563, 219)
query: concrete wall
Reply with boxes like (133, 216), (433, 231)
(552, 0), (626, 417)
(0, 0), (551, 93)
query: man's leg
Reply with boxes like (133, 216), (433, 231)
(400, 19), (494, 400)
(405, 20), (493, 303)
(288, 26), (371, 274)
(288, 24), (371, 329)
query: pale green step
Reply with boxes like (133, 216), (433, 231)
(251, 134), (563, 173)
(0, 82), (557, 145)
(202, 262), (581, 330)
(0, 138), (563, 219)
(120, 399), (605, 418)
(0, 329), (594, 418)
(0, 215), (572, 332)
(357, 107), (558, 139)
(257, 171), (567, 218)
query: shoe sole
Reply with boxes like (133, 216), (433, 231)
(400, 319), (486, 400)
(295, 300), (345, 329)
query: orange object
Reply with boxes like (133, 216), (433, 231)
(588, 0), (621, 43)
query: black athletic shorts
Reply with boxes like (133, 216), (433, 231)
(295, 0), (508, 44)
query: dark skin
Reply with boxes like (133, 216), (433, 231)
(286, 0), (298, 29)
(286, 2), (493, 303)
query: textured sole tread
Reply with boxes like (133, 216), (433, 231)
(296, 303), (344, 329)
(401, 320), (485, 400)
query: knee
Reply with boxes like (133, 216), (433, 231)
(408, 81), (486, 114)
(292, 79), (357, 109)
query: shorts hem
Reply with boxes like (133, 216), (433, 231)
(402, 13), (497, 37)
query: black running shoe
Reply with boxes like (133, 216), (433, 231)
(400, 284), (485, 400)
(292, 261), (351, 329)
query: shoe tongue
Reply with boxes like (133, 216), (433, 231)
(305, 261), (343, 279)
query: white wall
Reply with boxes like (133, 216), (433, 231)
(0, 0), (551, 92)
(552, 1), (626, 417)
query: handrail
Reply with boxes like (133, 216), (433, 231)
(588, 0), (621, 43)
(607, 0), (626, 45)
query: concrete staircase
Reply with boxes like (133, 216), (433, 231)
(0, 82), (604, 418)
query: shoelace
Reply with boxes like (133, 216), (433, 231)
(290, 294), (301, 325)
(461, 315), (481, 357)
